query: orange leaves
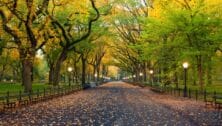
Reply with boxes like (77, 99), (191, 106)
(9, 49), (19, 59)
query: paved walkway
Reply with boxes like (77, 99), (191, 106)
(0, 82), (221, 125)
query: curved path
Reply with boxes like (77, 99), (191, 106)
(0, 82), (221, 125)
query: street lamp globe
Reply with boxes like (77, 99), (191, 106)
(182, 62), (189, 69)
(94, 73), (98, 77)
(68, 67), (73, 72)
(149, 70), (154, 74)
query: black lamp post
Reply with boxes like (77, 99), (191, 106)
(139, 72), (143, 82)
(133, 75), (136, 82)
(68, 67), (73, 86)
(182, 62), (189, 97)
(149, 70), (154, 86)
(94, 73), (98, 84)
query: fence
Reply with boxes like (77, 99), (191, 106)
(149, 84), (222, 103)
(0, 84), (82, 111)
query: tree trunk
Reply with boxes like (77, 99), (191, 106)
(22, 58), (33, 92)
(0, 73), (2, 82)
(191, 64), (197, 85)
(19, 48), (35, 92)
(101, 65), (106, 82)
(86, 73), (90, 83)
(96, 65), (100, 83)
(31, 66), (34, 82)
(206, 56), (212, 86)
(81, 56), (86, 86)
(0, 63), (7, 82)
(174, 72), (179, 89)
(0, 70), (3, 82)
(143, 62), (147, 82)
(157, 68), (161, 83)
(93, 65), (96, 82)
(73, 62), (79, 83)
(52, 50), (67, 86)
(48, 64), (54, 85)
(197, 56), (204, 92)
(136, 68), (140, 82)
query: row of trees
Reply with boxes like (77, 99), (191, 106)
(112, 0), (222, 91)
(1, 0), (222, 92)
(0, 0), (113, 91)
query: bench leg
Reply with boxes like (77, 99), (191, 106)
(218, 104), (222, 110)
(214, 103), (221, 110)
(3, 102), (16, 111)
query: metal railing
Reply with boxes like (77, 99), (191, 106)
(0, 84), (82, 111)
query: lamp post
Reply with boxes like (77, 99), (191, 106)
(182, 62), (189, 97)
(133, 75), (136, 82)
(94, 73), (98, 84)
(139, 72), (143, 82)
(149, 70), (154, 86)
(68, 67), (73, 86)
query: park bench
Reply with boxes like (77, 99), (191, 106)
(3, 100), (16, 110)
(204, 91), (214, 107)
(213, 95), (222, 110)
(1, 96), (17, 110)
(204, 97), (214, 107)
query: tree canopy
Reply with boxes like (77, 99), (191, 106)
(0, 0), (222, 91)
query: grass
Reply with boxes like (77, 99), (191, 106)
(0, 83), (50, 95)
(174, 84), (222, 93)
(0, 82), (82, 94)
(146, 81), (222, 93)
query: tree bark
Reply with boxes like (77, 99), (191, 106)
(81, 56), (86, 86)
(21, 58), (33, 92)
(52, 49), (67, 86)
(174, 72), (179, 89)
(143, 62), (147, 82)
(191, 64), (197, 85)
(74, 64), (79, 83)
(135, 67), (140, 82)
(96, 64), (100, 83)
(206, 56), (212, 85)
(0, 65), (6, 82)
(19, 48), (35, 92)
(197, 55), (204, 91)
(31, 66), (34, 82)
(48, 64), (54, 85)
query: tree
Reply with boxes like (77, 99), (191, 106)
(110, 0), (151, 82)
(46, 0), (100, 86)
(163, 0), (222, 90)
(0, 0), (50, 91)
(141, 0), (222, 89)
(75, 40), (93, 85)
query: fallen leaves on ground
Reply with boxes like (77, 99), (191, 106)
(0, 82), (221, 125)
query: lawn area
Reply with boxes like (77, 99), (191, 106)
(0, 83), (50, 95)
(190, 85), (222, 93)
(0, 82), (81, 95)
(148, 81), (222, 93)
(173, 84), (222, 93)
